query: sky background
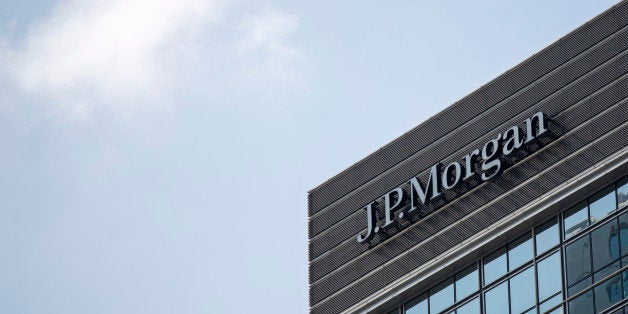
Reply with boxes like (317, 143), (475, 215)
(0, 1), (621, 313)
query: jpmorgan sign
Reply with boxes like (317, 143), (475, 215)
(357, 111), (551, 244)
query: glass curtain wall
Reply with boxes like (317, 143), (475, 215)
(387, 176), (628, 314)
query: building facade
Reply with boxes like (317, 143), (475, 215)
(308, 2), (628, 313)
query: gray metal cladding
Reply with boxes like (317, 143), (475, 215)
(309, 74), (628, 285)
(308, 0), (628, 217)
(309, 49), (628, 264)
(310, 100), (627, 306)
(309, 24), (628, 240)
(308, 2), (628, 313)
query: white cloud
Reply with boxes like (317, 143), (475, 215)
(0, 0), (302, 118)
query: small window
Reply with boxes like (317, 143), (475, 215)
(564, 201), (589, 239)
(618, 177), (628, 209)
(405, 293), (427, 314)
(484, 281), (508, 314)
(590, 186), (617, 223)
(537, 251), (562, 301)
(568, 289), (594, 314)
(483, 248), (507, 285)
(565, 234), (592, 286)
(594, 273), (622, 313)
(455, 297), (479, 314)
(535, 218), (559, 256)
(455, 264), (478, 302)
(429, 279), (454, 314)
(508, 233), (533, 271)
(591, 218), (619, 272)
(509, 266), (535, 314)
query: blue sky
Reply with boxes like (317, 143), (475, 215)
(0, 1), (620, 313)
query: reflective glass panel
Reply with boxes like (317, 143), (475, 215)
(536, 218), (559, 256)
(521, 308), (535, 314)
(510, 267), (535, 314)
(539, 293), (562, 313)
(619, 213), (628, 257)
(455, 297), (479, 314)
(485, 281), (508, 314)
(568, 276), (591, 297)
(594, 261), (619, 283)
(484, 248), (507, 285)
(566, 234), (591, 286)
(590, 186), (617, 223)
(618, 177), (628, 209)
(564, 201), (589, 239)
(538, 251), (562, 301)
(455, 264), (478, 302)
(430, 279), (454, 314)
(406, 293), (427, 314)
(595, 274), (622, 313)
(509, 233), (533, 271)
(591, 218), (619, 271)
(568, 289), (593, 314)
(624, 270), (628, 298)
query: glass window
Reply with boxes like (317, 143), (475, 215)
(591, 218), (619, 271)
(405, 293), (427, 314)
(509, 266), (535, 314)
(455, 297), (479, 314)
(566, 234), (592, 286)
(619, 213), (628, 257)
(545, 308), (563, 314)
(568, 288), (594, 314)
(623, 270), (628, 299)
(538, 251), (562, 301)
(484, 281), (508, 314)
(568, 276), (591, 297)
(509, 233), (533, 271)
(430, 279), (454, 314)
(590, 186), (617, 223)
(594, 261), (619, 283)
(618, 177), (628, 209)
(564, 201), (589, 239)
(595, 274), (622, 313)
(455, 264), (478, 302)
(536, 218), (559, 256)
(539, 293), (562, 313)
(484, 248), (507, 285)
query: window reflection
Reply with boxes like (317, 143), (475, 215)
(455, 297), (479, 314)
(485, 281), (508, 314)
(619, 213), (628, 257)
(595, 274), (622, 313)
(591, 218), (619, 272)
(568, 289), (594, 314)
(430, 279), (454, 314)
(538, 252), (562, 301)
(590, 186), (617, 223)
(536, 218), (559, 256)
(566, 234), (591, 286)
(619, 177), (628, 209)
(509, 233), (533, 271)
(405, 293), (427, 314)
(564, 201), (589, 239)
(510, 267), (535, 314)
(455, 264), (478, 302)
(539, 293), (562, 313)
(484, 248), (507, 285)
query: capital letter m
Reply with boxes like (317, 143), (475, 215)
(409, 164), (441, 212)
